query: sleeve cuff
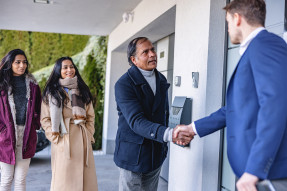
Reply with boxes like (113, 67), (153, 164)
(192, 122), (198, 135)
(163, 127), (173, 142)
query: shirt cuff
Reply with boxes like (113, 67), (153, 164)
(192, 122), (198, 135)
(163, 127), (173, 142)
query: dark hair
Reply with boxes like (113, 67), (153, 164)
(223, 0), (266, 26)
(0, 49), (29, 92)
(127, 37), (148, 66)
(43, 57), (93, 107)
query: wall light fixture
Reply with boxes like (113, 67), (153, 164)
(122, 12), (134, 23)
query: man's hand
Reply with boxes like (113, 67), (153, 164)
(236, 172), (259, 191)
(172, 124), (195, 146)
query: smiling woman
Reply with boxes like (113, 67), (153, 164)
(60, 59), (75, 79)
(41, 56), (98, 191)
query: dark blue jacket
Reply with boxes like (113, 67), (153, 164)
(114, 65), (170, 173)
(195, 30), (287, 179)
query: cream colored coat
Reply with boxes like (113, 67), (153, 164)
(41, 98), (98, 191)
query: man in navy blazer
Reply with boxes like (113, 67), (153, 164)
(114, 37), (191, 190)
(175, 0), (287, 190)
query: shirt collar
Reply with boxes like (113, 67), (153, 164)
(239, 27), (265, 56)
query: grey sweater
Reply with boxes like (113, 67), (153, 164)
(12, 75), (27, 125)
(138, 67), (156, 95)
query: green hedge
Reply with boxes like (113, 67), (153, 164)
(82, 36), (107, 150)
(0, 30), (89, 72)
(0, 30), (31, 61)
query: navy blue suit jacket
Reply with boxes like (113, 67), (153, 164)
(195, 30), (287, 179)
(114, 65), (170, 173)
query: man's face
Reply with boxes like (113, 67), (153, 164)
(226, 12), (242, 44)
(131, 39), (157, 71)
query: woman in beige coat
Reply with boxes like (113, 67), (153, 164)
(40, 57), (98, 191)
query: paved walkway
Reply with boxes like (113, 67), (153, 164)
(21, 146), (168, 191)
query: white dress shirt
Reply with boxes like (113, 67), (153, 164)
(239, 27), (265, 56)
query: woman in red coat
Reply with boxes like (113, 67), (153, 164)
(0, 49), (41, 191)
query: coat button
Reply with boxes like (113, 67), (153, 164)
(151, 133), (154, 137)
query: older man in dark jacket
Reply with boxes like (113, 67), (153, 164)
(114, 37), (191, 190)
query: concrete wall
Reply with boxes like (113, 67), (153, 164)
(103, 0), (227, 190)
(168, 1), (227, 189)
(107, 0), (176, 52)
(169, 0), (211, 190)
(201, 0), (227, 190)
(102, 51), (128, 154)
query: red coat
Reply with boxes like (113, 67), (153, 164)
(0, 74), (41, 165)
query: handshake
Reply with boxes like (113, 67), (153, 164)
(172, 124), (196, 146)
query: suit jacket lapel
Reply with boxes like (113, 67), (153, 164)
(227, 30), (265, 92)
(227, 54), (243, 90)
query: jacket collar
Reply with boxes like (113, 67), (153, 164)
(1, 74), (37, 97)
(127, 65), (170, 112)
(8, 74), (38, 96)
(239, 27), (265, 56)
(25, 73), (38, 85)
(127, 65), (148, 85)
(227, 30), (267, 93)
(127, 65), (167, 86)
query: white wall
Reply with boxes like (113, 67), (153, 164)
(108, 0), (176, 52)
(102, 51), (128, 154)
(168, 0), (211, 190)
(201, 0), (226, 190)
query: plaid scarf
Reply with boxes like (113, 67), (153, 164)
(49, 76), (87, 135)
(59, 76), (86, 124)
